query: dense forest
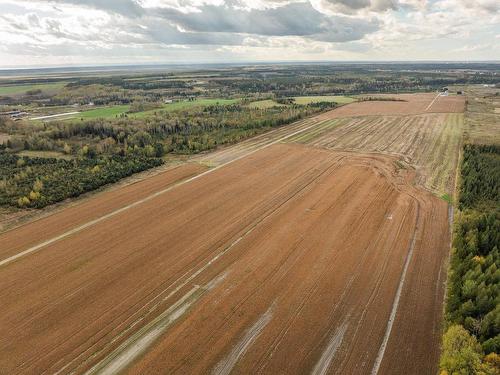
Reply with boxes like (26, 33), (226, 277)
(0, 152), (162, 209)
(441, 144), (500, 375)
(1, 103), (333, 156)
(459, 144), (500, 210)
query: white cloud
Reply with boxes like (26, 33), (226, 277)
(0, 0), (498, 67)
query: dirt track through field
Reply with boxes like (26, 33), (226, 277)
(0, 142), (449, 375)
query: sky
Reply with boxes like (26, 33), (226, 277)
(0, 0), (499, 68)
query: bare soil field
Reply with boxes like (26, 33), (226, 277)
(429, 95), (466, 113)
(332, 93), (465, 117)
(0, 143), (449, 375)
(289, 113), (464, 194)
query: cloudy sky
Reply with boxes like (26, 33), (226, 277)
(0, 0), (498, 68)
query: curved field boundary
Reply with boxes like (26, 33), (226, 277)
(289, 113), (464, 195)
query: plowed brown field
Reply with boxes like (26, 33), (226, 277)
(330, 93), (464, 117)
(0, 143), (449, 375)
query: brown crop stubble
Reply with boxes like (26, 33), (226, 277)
(292, 113), (464, 194)
(126, 146), (449, 375)
(0, 144), (357, 373)
(0, 144), (449, 375)
(329, 93), (464, 117)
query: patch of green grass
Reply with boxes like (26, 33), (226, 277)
(167, 98), (239, 110)
(76, 105), (131, 120)
(246, 99), (286, 109)
(18, 150), (73, 160)
(247, 96), (355, 109)
(0, 82), (67, 96)
(69, 98), (239, 121)
(293, 96), (356, 105)
(441, 193), (453, 204)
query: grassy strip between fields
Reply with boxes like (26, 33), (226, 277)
(77, 105), (130, 120)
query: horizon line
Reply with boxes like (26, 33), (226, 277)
(1, 59), (500, 72)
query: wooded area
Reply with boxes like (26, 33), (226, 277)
(0, 152), (162, 208)
(441, 144), (500, 375)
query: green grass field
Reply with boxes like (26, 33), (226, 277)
(131, 98), (239, 118)
(68, 98), (239, 121)
(247, 96), (355, 109)
(0, 82), (67, 96)
(293, 96), (355, 105)
(246, 99), (287, 109)
(77, 105), (130, 120)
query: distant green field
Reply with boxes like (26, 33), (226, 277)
(247, 96), (355, 109)
(70, 98), (239, 120)
(131, 98), (239, 118)
(77, 105), (130, 120)
(293, 96), (355, 105)
(246, 99), (286, 109)
(0, 82), (67, 96)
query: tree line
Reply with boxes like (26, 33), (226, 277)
(440, 144), (500, 375)
(0, 152), (162, 209)
(2, 103), (334, 157)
